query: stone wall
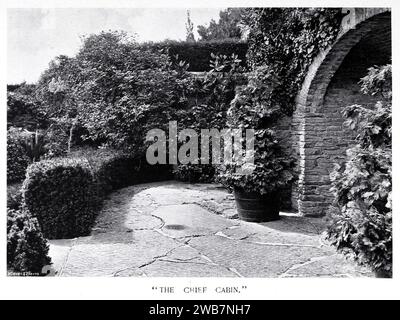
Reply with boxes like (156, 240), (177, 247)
(293, 9), (391, 216)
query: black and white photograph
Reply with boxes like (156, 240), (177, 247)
(1, 0), (398, 301)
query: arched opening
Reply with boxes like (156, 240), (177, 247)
(295, 11), (391, 216)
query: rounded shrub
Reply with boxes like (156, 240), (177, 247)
(7, 128), (31, 183)
(68, 148), (138, 196)
(22, 158), (99, 239)
(7, 208), (51, 275)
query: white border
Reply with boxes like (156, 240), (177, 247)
(1, 0), (399, 300)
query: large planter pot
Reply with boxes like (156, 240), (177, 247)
(234, 188), (280, 222)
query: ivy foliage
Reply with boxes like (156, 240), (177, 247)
(327, 65), (392, 276)
(243, 8), (343, 115)
(174, 53), (245, 182)
(197, 8), (244, 41)
(217, 67), (296, 195)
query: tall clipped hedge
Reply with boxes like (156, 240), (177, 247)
(142, 40), (248, 71)
(22, 158), (99, 239)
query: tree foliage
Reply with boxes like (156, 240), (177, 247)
(197, 8), (244, 41)
(185, 10), (196, 42)
(36, 31), (192, 154)
(7, 83), (45, 129)
(243, 8), (342, 115)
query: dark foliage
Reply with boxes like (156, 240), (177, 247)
(243, 8), (342, 115)
(173, 54), (246, 182)
(197, 8), (244, 41)
(143, 40), (248, 72)
(7, 83), (45, 130)
(7, 127), (31, 183)
(217, 67), (296, 194)
(22, 158), (99, 239)
(327, 65), (392, 276)
(7, 183), (23, 210)
(7, 208), (51, 275)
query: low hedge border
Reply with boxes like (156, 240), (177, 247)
(21, 148), (173, 240)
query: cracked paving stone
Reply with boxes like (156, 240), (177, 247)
(222, 208), (239, 219)
(152, 204), (236, 238)
(47, 239), (75, 275)
(222, 221), (325, 248)
(140, 260), (238, 277)
(143, 186), (204, 206)
(47, 181), (373, 278)
(59, 230), (178, 276)
(166, 245), (201, 261)
(114, 267), (147, 277)
(124, 213), (164, 230)
(188, 235), (335, 277)
(282, 254), (374, 278)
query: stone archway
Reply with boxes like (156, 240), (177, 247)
(293, 9), (391, 216)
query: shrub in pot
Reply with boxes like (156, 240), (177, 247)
(326, 65), (392, 278)
(218, 67), (295, 222)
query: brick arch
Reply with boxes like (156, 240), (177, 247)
(294, 10), (391, 216)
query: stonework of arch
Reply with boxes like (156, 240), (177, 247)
(293, 8), (391, 216)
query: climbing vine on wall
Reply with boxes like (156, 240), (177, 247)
(243, 8), (343, 115)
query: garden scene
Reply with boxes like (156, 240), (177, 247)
(7, 8), (392, 278)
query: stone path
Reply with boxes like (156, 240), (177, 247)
(48, 181), (372, 277)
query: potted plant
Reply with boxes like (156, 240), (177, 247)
(218, 67), (295, 222)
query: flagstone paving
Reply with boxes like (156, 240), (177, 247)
(48, 181), (373, 277)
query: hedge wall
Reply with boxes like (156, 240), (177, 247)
(142, 40), (248, 72)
